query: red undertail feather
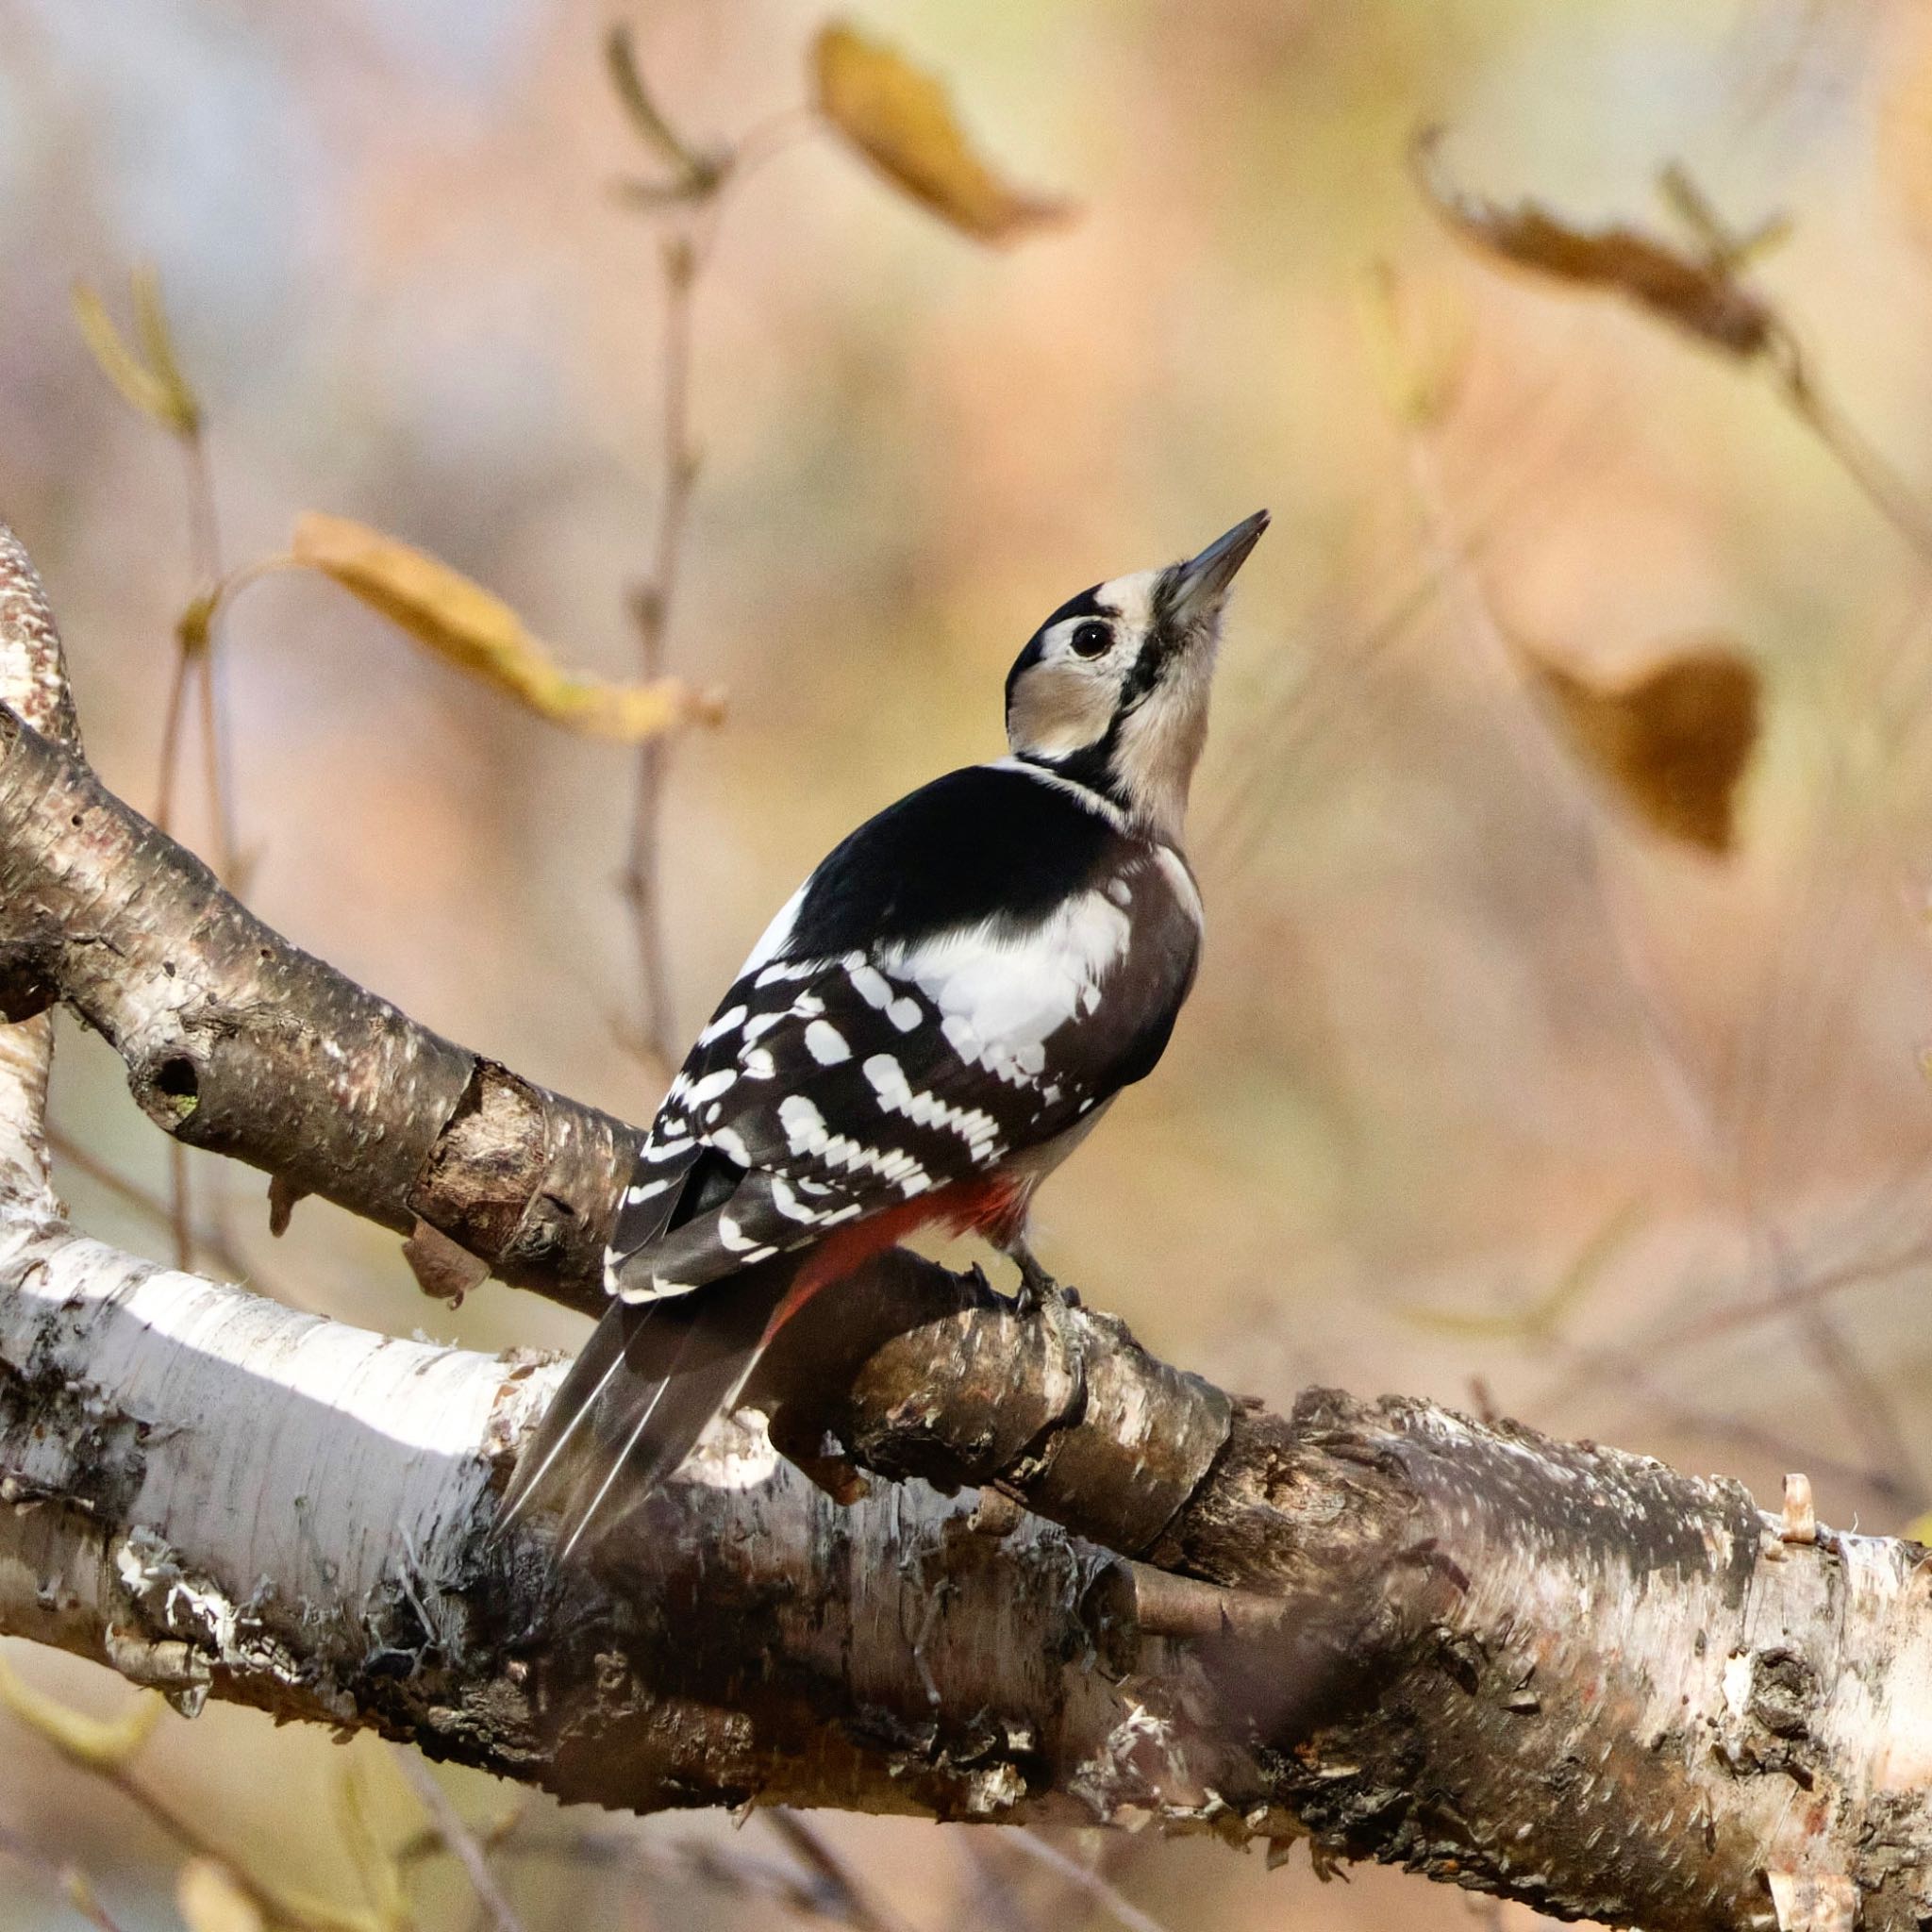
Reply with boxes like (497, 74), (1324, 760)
(763, 1171), (1032, 1339)
(498, 1170), (1033, 1556)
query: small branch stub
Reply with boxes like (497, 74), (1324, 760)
(1782, 1472), (1817, 1544)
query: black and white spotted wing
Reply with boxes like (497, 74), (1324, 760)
(605, 760), (1202, 1302)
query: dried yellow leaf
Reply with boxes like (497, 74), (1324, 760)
(290, 514), (711, 742)
(129, 265), (202, 432)
(813, 22), (1071, 244)
(175, 1860), (265, 1932)
(0, 1651), (162, 1769)
(71, 268), (202, 438)
(1524, 641), (1761, 854)
(1359, 259), (1469, 430)
(338, 1756), (411, 1932)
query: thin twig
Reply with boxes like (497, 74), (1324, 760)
(390, 1748), (529, 1932)
(1526, 1331), (1915, 1508)
(1002, 1832), (1178, 1932)
(179, 431), (238, 885)
(23, 1744), (372, 1932)
(1395, 408), (1930, 1502)
(1203, 376), (1591, 876)
(620, 230), (701, 1071)
(152, 420), (236, 1277)
(1401, 424), (1726, 1171)
(44, 1124), (310, 1308)
(765, 1811), (908, 1932)
(401, 1820), (903, 1932)
(1778, 352), (1932, 574)
(950, 1839), (1045, 1932)
(0, 1824), (131, 1932)
(613, 77), (816, 1070)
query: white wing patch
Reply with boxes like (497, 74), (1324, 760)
(879, 889), (1131, 1089)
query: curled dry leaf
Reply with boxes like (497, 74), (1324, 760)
(175, 1859), (265, 1932)
(1412, 129), (1780, 360)
(290, 514), (720, 742)
(1522, 640), (1761, 855)
(813, 22), (1072, 244)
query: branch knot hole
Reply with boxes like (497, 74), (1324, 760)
(152, 1054), (199, 1121)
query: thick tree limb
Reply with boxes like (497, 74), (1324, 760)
(1, 521), (1929, 1928)
(0, 703), (637, 1312)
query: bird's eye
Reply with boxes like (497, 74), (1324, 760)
(1070, 620), (1113, 659)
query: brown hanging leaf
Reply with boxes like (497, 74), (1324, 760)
(289, 514), (721, 741)
(401, 1217), (489, 1307)
(1523, 641), (1762, 854)
(813, 22), (1072, 244)
(1412, 130), (1780, 360)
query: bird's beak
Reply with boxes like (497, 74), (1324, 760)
(1165, 509), (1271, 628)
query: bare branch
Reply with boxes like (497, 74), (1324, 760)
(0, 700), (636, 1314)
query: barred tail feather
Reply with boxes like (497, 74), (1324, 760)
(494, 1257), (797, 1557)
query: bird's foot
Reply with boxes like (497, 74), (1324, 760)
(1008, 1242), (1082, 1317)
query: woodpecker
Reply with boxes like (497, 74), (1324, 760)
(501, 509), (1269, 1553)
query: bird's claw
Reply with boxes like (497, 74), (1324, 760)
(1009, 1247), (1082, 1317)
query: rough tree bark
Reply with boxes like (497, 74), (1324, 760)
(0, 518), (1927, 1931)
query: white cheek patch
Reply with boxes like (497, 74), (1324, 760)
(1007, 660), (1114, 757)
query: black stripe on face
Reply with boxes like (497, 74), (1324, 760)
(1005, 582), (1108, 716)
(1116, 565), (1193, 709)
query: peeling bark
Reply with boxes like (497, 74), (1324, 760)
(0, 520), (1929, 1928)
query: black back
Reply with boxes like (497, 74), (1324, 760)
(780, 763), (1125, 957)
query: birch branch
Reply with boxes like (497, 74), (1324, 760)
(1, 520), (1930, 1929)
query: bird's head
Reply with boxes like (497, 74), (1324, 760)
(1004, 510), (1269, 841)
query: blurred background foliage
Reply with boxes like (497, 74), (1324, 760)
(6, 0), (1932, 1927)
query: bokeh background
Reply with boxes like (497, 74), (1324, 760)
(7, 0), (1932, 1926)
